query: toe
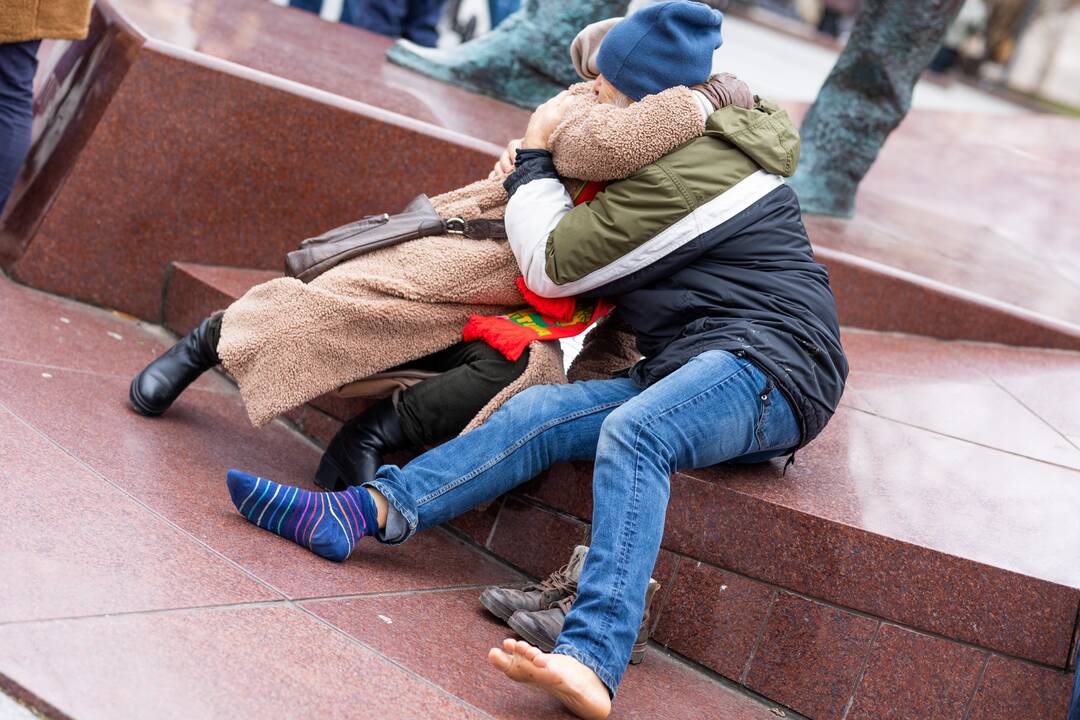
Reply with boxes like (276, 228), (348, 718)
(503, 638), (518, 653)
(488, 648), (512, 672)
(226, 469), (260, 510)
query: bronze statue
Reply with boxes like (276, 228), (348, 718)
(386, 0), (631, 108)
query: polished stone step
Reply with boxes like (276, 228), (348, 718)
(0, 0), (509, 322)
(162, 259), (1079, 719)
(3, 0), (1079, 356)
(2, 271), (787, 720)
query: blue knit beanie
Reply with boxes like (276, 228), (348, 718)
(596, 1), (724, 101)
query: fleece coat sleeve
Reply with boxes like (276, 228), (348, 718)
(549, 83), (706, 181)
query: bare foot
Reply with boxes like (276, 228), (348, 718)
(488, 638), (612, 720)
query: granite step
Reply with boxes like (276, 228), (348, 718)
(0, 271), (789, 720)
(163, 259), (1079, 719)
(0, 0), (510, 322)
(4, 0), (1079, 357)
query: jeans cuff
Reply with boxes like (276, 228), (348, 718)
(551, 643), (618, 697)
(362, 475), (416, 545)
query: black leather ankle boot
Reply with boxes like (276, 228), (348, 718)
(314, 399), (408, 491)
(129, 315), (221, 416)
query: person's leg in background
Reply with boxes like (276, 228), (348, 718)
(396, 341), (531, 447)
(400, 0), (448, 46)
(288, 0), (325, 15)
(341, 0), (406, 39)
(0, 40), (41, 215)
(1068, 658), (1079, 720)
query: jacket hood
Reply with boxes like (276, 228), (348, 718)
(705, 97), (800, 177)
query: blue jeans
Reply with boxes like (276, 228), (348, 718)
(365, 349), (800, 693)
(1069, 658), (1079, 720)
(290, 0), (445, 47)
(0, 40), (40, 214)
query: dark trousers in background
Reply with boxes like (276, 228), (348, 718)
(289, 0), (446, 47)
(1069, 659), (1079, 720)
(0, 40), (40, 215)
(395, 340), (530, 447)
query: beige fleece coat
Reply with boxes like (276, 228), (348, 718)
(1, 0), (92, 43)
(218, 82), (707, 429)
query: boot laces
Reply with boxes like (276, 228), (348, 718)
(523, 559), (578, 597)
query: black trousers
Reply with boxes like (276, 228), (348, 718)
(395, 341), (530, 446)
(205, 313), (529, 448)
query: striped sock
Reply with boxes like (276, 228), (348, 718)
(226, 469), (377, 562)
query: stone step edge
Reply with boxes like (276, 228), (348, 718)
(815, 244), (1080, 351)
(162, 260), (1080, 669)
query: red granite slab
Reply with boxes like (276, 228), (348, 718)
(306, 589), (785, 719)
(743, 593), (878, 720)
(0, 273), (233, 389)
(966, 654), (1074, 720)
(838, 328), (993, 382)
(814, 244), (1080, 351)
(805, 101), (1080, 337)
(110, 0), (531, 146)
(164, 262), (280, 335)
(0, 361), (516, 600)
(0, 407), (279, 622)
(487, 498), (590, 579)
(285, 403), (345, 447)
(844, 624), (985, 720)
(10, 40), (499, 320)
(671, 410), (1080, 666)
(650, 560), (774, 681)
(0, 605), (489, 719)
(952, 342), (1080, 441)
(521, 401), (1080, 666)
(448, 497), (506, 548)
(845, 370), (1080, 469)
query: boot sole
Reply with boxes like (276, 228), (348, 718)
(129, 376), (166, 417)
(478, 591), (517, 623)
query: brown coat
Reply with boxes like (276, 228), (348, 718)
(1, 0), (93, 43)
(218, 82), (708, 429)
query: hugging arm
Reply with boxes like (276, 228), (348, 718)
(504, 152), (695, 299)
(549, 83), (707, 181)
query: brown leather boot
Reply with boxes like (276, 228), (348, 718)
(479, 545), (588, 622)
(507, 577), (661, 665)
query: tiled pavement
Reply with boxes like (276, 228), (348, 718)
(0, 272), (791, 718)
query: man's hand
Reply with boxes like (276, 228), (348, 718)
(489, 138), (523, 180)
(522, 91), (571, 150)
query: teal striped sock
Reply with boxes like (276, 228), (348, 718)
(226, 469), (377, 562)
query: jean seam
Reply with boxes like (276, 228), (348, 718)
(414, 398), (627, 506)
(639, 356), (754, 431)
(596, 416), (649, 648)
(588, 354), (753, 656)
